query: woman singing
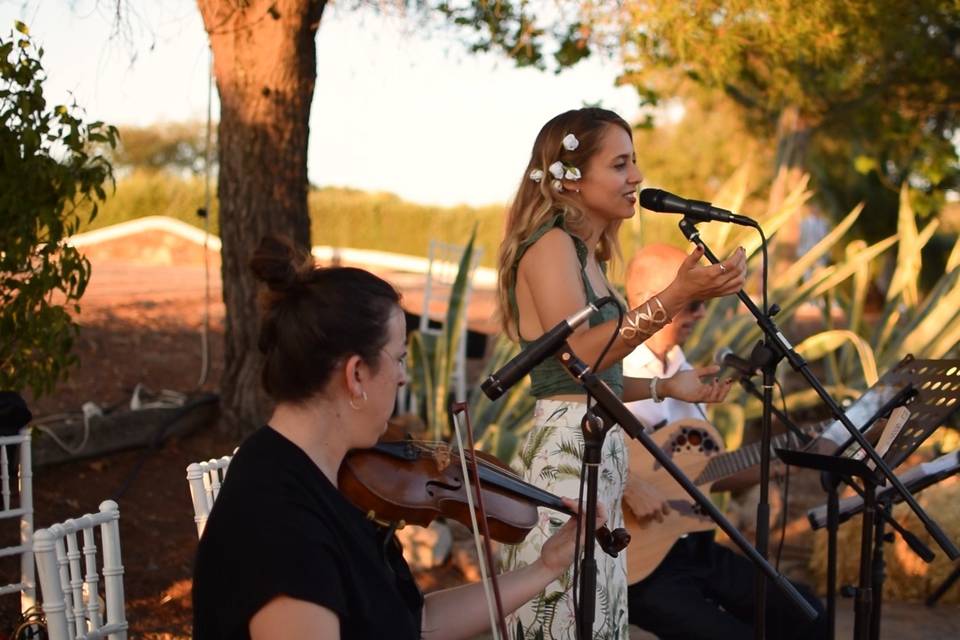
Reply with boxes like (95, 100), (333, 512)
(496, 107), (747, 639)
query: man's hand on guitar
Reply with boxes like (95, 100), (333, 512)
(623, 477), (670, 528)
(661, 365), (734, 403)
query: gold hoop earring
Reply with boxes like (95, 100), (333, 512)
(349, 390), (368, 410)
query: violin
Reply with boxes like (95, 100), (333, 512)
(338, 435), (631, 556)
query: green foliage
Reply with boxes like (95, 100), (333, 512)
(468, 335), (535, 461)
(83, 171), (506, 267)
(678, 170), (960, 445)
(306, 187), (504, 268)
(407, 227), (477, 441)
(0, 22), (117, 396)
(401, 227), (534, 461)
(430, 0), (592, 70)
(82, 169), (218, 233)
(110, 120), (213, 175)
(615, 1), (960, 238)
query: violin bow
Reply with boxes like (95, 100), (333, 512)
(450, 401), (510, 640)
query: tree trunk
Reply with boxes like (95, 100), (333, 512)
(198, 0), (327, 433)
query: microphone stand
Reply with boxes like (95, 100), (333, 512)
(554, 343), (820, 640)
(576, 406), (605, 640)
(735, 363), (812, 445)
(677, 216), (960, 629)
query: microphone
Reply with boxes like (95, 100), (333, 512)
(481, 301), (604, 401)
(715, 348), (758, 378)
(640, 188), (755, 226)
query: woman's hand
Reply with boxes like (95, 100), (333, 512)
(669, 245), (747, 302)
(539, 498), (607, 575)
(660, 366), (734, 403)
(623, 477), (670, 527)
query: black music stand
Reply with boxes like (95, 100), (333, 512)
(807, 449), (960, 607)
(784, 357), (960, 640)
(927, 562), (960, 607)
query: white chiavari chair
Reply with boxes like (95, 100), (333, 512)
(0, 428), (35, 615)
(33, 500), (127, 640)
(185, 454), (233, 538)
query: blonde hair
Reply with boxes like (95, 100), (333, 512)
(496, 108), (633, 339)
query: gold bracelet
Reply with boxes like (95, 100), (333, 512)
(619, 295), (670, 346)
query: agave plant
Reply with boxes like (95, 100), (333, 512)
(468, 335), (536, 462)
(406, 227), (479, 441)
(656, 171), (960, 444)
(405, 227), (535, 459)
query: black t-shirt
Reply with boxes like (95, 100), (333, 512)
(192, 426), (423, 640)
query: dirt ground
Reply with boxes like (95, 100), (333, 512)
(2, 229), (959, 638)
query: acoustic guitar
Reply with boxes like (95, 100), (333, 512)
(623, 417), (824, 584)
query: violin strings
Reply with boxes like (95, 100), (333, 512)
(387, 439), (568, 511)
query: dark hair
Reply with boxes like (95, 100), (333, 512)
(250, 236), (401, 402)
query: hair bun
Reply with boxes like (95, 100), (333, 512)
(250, 235), (312, 293)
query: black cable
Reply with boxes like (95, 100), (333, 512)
(776, 464), (791, 571)
(774, 378), (791, 570)
(572, 294), (622, 640)
(591, 295), (624, 375)
(749, 220), (769, 316)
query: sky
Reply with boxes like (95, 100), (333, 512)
(0, 1), (642, 207)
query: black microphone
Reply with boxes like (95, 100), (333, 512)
(640, 188), (755, 226)
(715, 348), (758, 378)
(481, 301), (604, 401)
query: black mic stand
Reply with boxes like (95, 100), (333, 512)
(576, 406), (606, 640)
(677, 216), (960, 637)
(813, 382), (922, 639)
(555, 344), (819, 640)
(734, 352), (812, 446)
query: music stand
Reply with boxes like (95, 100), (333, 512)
(781, 357), (960, 640)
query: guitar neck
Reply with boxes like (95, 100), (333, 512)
(695, 423), (821, 485)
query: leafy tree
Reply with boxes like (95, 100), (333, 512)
(614, 0), (960, 242)
(177, 0), (597, 431)
(0, 22), (118, 397)
(111, 120), (214, 175)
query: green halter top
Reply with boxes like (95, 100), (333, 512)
(507, 214), (624, 398)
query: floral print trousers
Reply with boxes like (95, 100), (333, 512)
(500, 399), (630, 640)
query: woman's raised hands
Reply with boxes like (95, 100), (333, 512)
(671, 245), (747, 302)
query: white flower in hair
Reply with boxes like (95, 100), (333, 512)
(551, 179), (564, 192)
(562, 133), (580, 151)
(564, 166), (581, 181)
(548, 161), (565, 180)
(528, 168), (544, 183)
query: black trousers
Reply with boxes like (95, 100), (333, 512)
(627, 533), (828, 640)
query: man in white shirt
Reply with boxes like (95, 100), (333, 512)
(622, 244), (826, 640)
(623, 244), (709, 430)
